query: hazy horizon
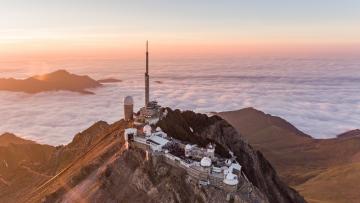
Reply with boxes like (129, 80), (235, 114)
(0, 56), (359, 145)
(1, 0), (360, 61)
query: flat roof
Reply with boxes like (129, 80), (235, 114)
(148, 134), (169, 146)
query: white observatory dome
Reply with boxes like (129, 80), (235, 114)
(200, 157), (212, 167)
(143, 125), (152, 136)
(124, 96), (134, 105)
(225, 159), (232, 166)
(223, 173), (239, 185)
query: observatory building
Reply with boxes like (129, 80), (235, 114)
(124, 96), (134, 121)
(122, 42), (249, 196)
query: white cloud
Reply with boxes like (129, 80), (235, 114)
(0, 57), (359, 145)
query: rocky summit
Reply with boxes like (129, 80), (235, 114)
(0, 108), (306, 203)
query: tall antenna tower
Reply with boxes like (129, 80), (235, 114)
(145, 41), (150, 106)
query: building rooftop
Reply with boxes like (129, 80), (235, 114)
(148, 134), (169, 147)
(200, 157), (212, 167)
(124, 96), (134, 105)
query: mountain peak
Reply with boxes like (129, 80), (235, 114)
(0, 69), (101, 94)
(44, 69), (71, 77)
(47, 69), (70, 75)
(337, 129), (360, 139)
(0, 133), (35, 146)
(32, 69), (78, 81)
(219, 107), (312, 139)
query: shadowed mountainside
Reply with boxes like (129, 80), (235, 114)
(219, 107), (360, 203)
(157, 108), (306, 203)
(0, 70), (101, 94)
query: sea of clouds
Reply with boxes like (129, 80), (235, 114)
(0, 57), (359, 145)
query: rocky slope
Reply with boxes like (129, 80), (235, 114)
(50, 147), (267, 203)
(0, 133), (55, 202)
(219, 107), (360, 203)
(0, 120), (116, 203)
(296, 162), (360, 203)
(27, 118), (266, 203)
(0, 70), (101, 94)
(0, 108), (307, 203)
(157, 108), (306, 203)
(337, 129), (360, 139)
(0, 133), (35, 146)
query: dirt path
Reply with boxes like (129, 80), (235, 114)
(21, 165), (52, 178)
(0, 176), (9, 186)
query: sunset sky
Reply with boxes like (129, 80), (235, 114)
(1, 0), (360, 60)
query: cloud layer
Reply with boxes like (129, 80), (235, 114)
(0, 57), (359, 145)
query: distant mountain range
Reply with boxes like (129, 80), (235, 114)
(219, 108), (360, 203)
(0, 70), (122, 94)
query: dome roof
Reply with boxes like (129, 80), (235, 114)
(225, 159), (232, 166)
(124, 96), (134, 105)
(200, 157), (212, 167)
(223, 173), (239, 185)
(143, 125), (152, 136)
(185, 144), (192, 150)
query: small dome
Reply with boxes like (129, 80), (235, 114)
(225, 159), (232, 166)
(124, 96), (134, 105)
(200, 157), (212, 167)
(143, 125), (152, 136)
(223, 173), (239, 185)
(156, 127), (162, 132)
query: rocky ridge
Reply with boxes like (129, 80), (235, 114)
(219, 107), (360, 203)
(0, 108), (307, 203)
